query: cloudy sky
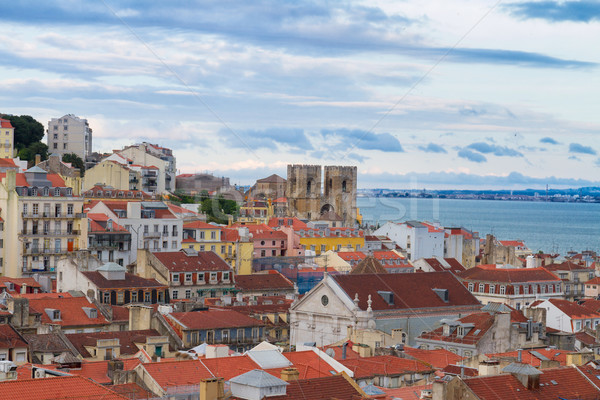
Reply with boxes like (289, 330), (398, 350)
(1, 0), (599, 189)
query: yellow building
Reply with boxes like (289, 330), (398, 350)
(238, 199), (274, 225)
(182, 221), (254, 275)
(0, 119), (14, 159)
(0, 168), (85, 277)
(297, 227), (364, 256)
(83, 159), (140, 192)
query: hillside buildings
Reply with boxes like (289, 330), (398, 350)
(46, 114), (92, 160)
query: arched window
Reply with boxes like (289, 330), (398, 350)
(306, 180), (312, 195)
(342, 180), (347, 193)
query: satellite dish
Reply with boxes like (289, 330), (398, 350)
(325, 348), (336, 358)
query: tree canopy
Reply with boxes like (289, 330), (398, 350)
(62, 153), (85, 175)
(199, 194), (239, 224)
(1, 114), (45, 150)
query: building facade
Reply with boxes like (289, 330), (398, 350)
(47, 114), (92, 159)
(0, 118), (14, 159)
(0, 168), (85, 277)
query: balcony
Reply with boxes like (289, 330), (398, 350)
(143, 232), (161, 238)
(20, 230), (80, 237)
(23, 247), (75, 255)
(22, 212), (81, 219)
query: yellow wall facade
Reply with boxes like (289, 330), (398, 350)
(299, 236), (364, 255)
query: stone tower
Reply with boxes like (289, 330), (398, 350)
(286, 164), (357, 226)
(323, 165), (357, 226)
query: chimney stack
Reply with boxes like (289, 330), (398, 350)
(35, 154), (41, 166)
(199, 378), (224, 400)
(280, 367), (299, 381)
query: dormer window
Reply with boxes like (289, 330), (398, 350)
(478, 283), (485, 292)
(443, 325), (450, 336)
(54, 188), (61, 196)
(66, 188), (72, 196)
(31, 188), (37, 196)
(43, 187), (49, 196)
(457, 326), (465, 337)
(53, 310), (60, 320)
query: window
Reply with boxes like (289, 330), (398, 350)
(237, 328), (244, 341)
(67, 204), (74, 216)
(210, 272), (217, 282)
(478, 283), (485, 292)
(524, 286), (529, 295)
(260, 250), (266, 257)
(144, 292), (151, 302)
(223, 272), (230, 282)
(211, 231), (216, 239)
(252, 327), (259, 338)
(32, 203), (39, 215)
(198, 273), (205, 282)
(131, 291), (138, 302)
(221, 245), (225, 253)
(63, 143), (67, 150)
(210, 245), (216, 252)
(489, 285), (495, 294)
(103, 292), (110, 303)
(185, 273), (192, 282)
(514, 286), (520, 295)
(500, 285), (506, 295)
(162, 241), (168, 248)
(172, 290), (178, 300)
(199, 231), (205, 239)
(468, 283), (474, 292)
(172, 241), (177, 248)
(172, 273), (179, 282)
(185, 290), (191, 299)
(117, 292), (124, 304)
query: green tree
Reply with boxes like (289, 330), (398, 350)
(0, 114), (44, 150)
(62, 153), (85, 176)
(17, 142), (49, 166)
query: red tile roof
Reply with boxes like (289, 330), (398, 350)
(499, 240), (527, 248)
(234, 270), (294, 291)
(544, 260), (591, 272)
(168, 309), (265, 331)
(108, 382), (154, 400)
(81, 271), (167, 290)
(64, 358), (141, 384)
(402, 347), (463, 369)
(441, 364), (478, 376)
(0, 324), (28, 349)
(337, 252), (367, 262)
(381, 384), (432, 400)
(465, 366), (600, 399)
(421, 258), (466, 274)
(332, 272), (481, 311)
(65, 329), (163, 358)
(585, 277), (600, 285)
(0, 119), (13, 129)
(418, 312), (495, 345)
(152, 250), (232, 272)
(485, 348), (571, 367)
(580, 299), (600, 313)
(458, 265), (561, 283)
(184, 221), (219, 229)
(339, 355), (433, 379)
(267, 217), (308, 230)
(28, 296), (109, 328)
(140, 359), (213, 390)
(0, 375), (127, 399)
(541, 299), (600, 319)
(267, 373), (368, 400)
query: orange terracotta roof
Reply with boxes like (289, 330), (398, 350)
(0, 375), (127, 399)
(28, 296), (109, 328)
(184, 221), (219, 229)
(465, 366), (600, 399)
(108, 382), (154, 400)
(234, 270), (294, 291)
(485, 348), (571, 367)
(152, 250), (232, 272)
(402, 347), (463, 369)
(339, 355), (433, 379)
(0, 119), (13, 129)
(458, 265), (561, 283)
(168, 309), (264, 331)
(141, 359), (213, 390)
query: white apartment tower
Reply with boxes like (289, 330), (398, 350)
(47, 114), (92, 160)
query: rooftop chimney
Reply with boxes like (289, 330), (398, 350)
(200, 377), (225, 400)
(280, 367), (299, 381)
(35, 154), (41, 166)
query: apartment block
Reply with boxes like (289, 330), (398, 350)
(47, 114), (92, 159)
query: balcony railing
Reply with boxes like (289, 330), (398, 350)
(23, 247), (76, 255)
(20, 230), (79, 237)
(22, 212), (79, 219)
